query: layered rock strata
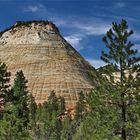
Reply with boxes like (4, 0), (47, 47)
(0, 21), (94, 108)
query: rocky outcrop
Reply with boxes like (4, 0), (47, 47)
(0, 20), (95, 108)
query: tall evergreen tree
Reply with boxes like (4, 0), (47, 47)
(75, 91), (87, 120)
(101, 19), (140, 140)
(34, 91), (66, 140)
(43, 91), (62, 140)
(58, 96), (66, 116)
(12, 70), (29, 129)
(28, 94), (37, 127)
(0, 62), (10, 110)
(0, 70), (30, 139)
(73, 19), (140, 140)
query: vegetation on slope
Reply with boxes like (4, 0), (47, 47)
(0, 20), (59, 37)
(0, 19), (139, 140)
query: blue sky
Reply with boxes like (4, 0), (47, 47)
(0, 0), (140, 68)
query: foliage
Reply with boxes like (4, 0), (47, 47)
(28, 94), (37, 129)
(0, 19), (139, 140)
(73, 19), (140, 140)
(0, 70), (31, 139)
(0, 62), (11, 104)
(12, 70), (29, 128)
(101, 19), (140, 140)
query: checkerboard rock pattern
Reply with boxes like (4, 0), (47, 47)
(0, 21), (95, 108)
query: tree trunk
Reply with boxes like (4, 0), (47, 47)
(120, 58), (127, 140)
(121, 95), (127, 140)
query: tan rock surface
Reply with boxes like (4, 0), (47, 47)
(0, 21), (95, 108)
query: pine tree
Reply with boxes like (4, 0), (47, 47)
(35, 91), (67, 140)
(28, 94), (37, 127)
(0, 62), (10, 113)
(0, 70), (30, 139)
(12, 70), (29, 129)
(75, 92), (87, 120)
(0, 62), (12, 138)
(58, 96), (66, 116)
(101, 19), (140, 140)
(73, 19), (140, 140)
(43, 91), (62, 140)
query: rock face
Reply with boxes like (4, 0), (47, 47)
(0, 21), (95, 108)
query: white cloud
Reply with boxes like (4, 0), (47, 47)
(23, 4), (47, 15)
(50, 17), (67, 26)
(64, 35), (83, 51)
(76, 24), (110, 36)
(131, 32), (140, 41)
(61, 19), (110, 51)
(63, 19), (110, 36)
(51, 16), (110, 36)
(54, 19), (66, 26)
(115, 2), (125, 8)
(134, 44), (140, 52)
(24, 7), (110, 37)
(25, 6), (39, 12)
(86, 59), (106, 68)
